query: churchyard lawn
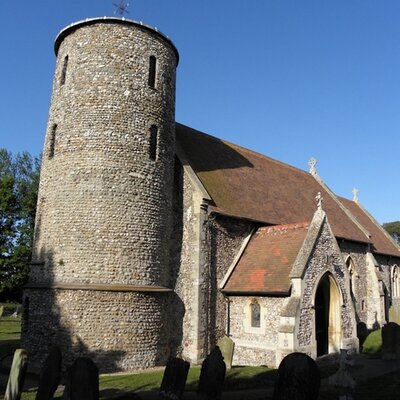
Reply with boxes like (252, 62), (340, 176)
(0, 315), (393, 400)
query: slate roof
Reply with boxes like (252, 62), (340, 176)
(222, 223), (309, 295)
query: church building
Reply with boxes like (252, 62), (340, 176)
(22, 17), (400, 372)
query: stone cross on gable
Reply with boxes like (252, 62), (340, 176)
(308, 157), (318, 175)
(315, 192), (323, 210)
(352, 187), (359, 203)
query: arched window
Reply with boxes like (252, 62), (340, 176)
(149, 125), (158, 161)
(391, 265), (400, 298)
(250, 299), (261, 328)
(346, 257), (356, 298)
(60, 55), (68, 86)
(48, 124), (57, 159)
(148, 55), (157, 88)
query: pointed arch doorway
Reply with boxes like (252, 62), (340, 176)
(315, 273), (342, 356)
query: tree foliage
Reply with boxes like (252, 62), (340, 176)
(383, 221), (400, 245)
(0, 149), (40, 301)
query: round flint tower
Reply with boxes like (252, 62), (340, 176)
(23, 18), (179, 371)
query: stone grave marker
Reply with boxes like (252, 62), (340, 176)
(197, 346), (226, 400)
(35, 346), (62, 400)
(62, 357), (99, 400)
(4, 348), (28, 400)
(328, 349), (355, 398)
(216, 336), (234, 370)
(159, 357), (190, 400)
(382, 322), (399, 360)
(273, 352), (320, 400)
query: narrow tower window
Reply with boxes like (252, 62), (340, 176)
(148, 56), (157, 88)
(48, 124), (57, 159)
(149, 125), (158, 161)
(60, 55), (69, 86)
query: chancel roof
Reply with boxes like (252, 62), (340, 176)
(222, 223), (309, 295)
(338, 197), (400, 258)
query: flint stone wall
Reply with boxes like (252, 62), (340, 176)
(229, 296), (285, 367)
(203, 216), (253, 351)
(31, 20), (178, 288)
(298, 221), (355, 347)
(22, 288), (171, 372)
(339, 241), (369, 323)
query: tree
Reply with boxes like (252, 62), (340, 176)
(0, 149), (40, 301)
(383, 221), (400, 245)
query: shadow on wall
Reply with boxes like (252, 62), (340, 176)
(22, 251), (185, 374)
(21, 249), (127, 375)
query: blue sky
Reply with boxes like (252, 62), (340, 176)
(1, 1), (399, 224)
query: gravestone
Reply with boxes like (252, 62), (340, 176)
(197, 346), (226, 400)
(62, 357), (99, 400)
(4, 348), (28, 400)
(35, 346), (62, 400)
(159, 357), (190, 400)
(217, 336), (234, 370)
(356, 322), (368, 350)
(328, 349), (355, 398)
(273, 352), (320, 400)
(382, 322), (399, 360)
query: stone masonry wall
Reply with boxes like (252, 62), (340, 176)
(204, 215), (253, 351)
(298, 220), (355, 347)
(31, 19), (178, 287)
(22, 288), (171, 372)
(339, 241), (369, 324)
(229, 296), (285, 367)
(24, 19), (179, 372)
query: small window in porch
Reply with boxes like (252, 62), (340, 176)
(250, 299), (261, 328)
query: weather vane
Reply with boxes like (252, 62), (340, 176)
(114, 0), (130, 17)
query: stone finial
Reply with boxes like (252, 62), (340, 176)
(315, 192), (323, 210)
(308, 157), (318, 175)
(352, 187), (359, 203)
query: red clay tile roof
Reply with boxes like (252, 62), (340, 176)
(338, 197), (400, 258)
(176, 123), (369, 244)
(222, 223), (309, 294)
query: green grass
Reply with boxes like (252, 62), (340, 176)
(0, 317), (21, 341)
(362, 329), (382, 356)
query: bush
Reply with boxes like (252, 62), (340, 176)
(362, 329), (382, 355)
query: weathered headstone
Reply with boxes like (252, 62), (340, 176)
(273, 352), (320, 400)
(4, 348), (28, 400)
(159, 357), (190, 400)
(382, 322), (399, 360)
(356, 322), (368, 350)
(328, 349), (355, 398)
(216, 336), (235, 370)
(197, 346), (226, 400)
(62, 357), (99, 400)
(35, 346), (62, 400)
